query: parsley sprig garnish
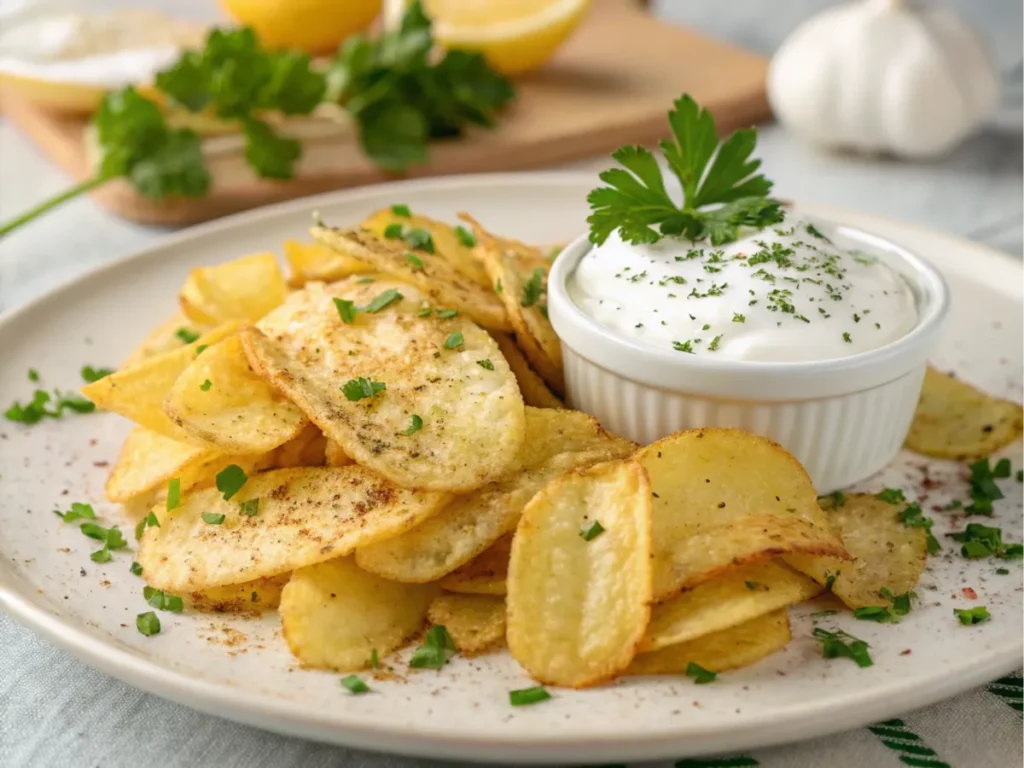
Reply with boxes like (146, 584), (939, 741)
(812, 627), (873, 667)
(587, 94), (782, 247)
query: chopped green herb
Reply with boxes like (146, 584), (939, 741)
(356, 277), (375, 284)
(996, 568), (1010, 575)
(369, 649), (380, 669)
(853, 606), (892, 623)
(673, 340), (695, 354)
(509, 686), (551, 706)
(390, 204), (411, 217)
(842, 332), (852, 343)
(495, 279), (503, 294)
(966, 458), (1006, 516)
(202, 512), (226, 525)
(341, 674), (371, 694)
(28, 368), (40, 382)
(812, 627), (872, 667)
(136, 611), (161, 636)
(130, 561), (144, 576)
(876, 488), (905, 504)
(819, 491), (846, 508)
(948, 523), (1022, 560)
(81, 366), (114, 383)
(239, 498), (260, 516)
(175, 327), (200, 344)
(417, 304), (433, 318)
(196, 344), (208, 355)
(454, 225), (476, 247)
(810, 609), (839, 619)
(806, 223), (827, 239)
(90, 548), (112, 563)
(520, 268), (545, 308)
(405, 414), (424, 435)
(824, 570), (840, 592)
(436, 308), (458, 319)
(580, 520), (605, 541)
(167, 478), (182, 511)
(135, 511), (160, 541)
(685, 662), (717, 684)
(333, 298), (357, 324)
(881, 587), (916, 617)
(732, 313), (745, 323)
(899, 502), (941, 555)
(199, 379), (212, 391)
(444, 331), (464, 350)
(993, 458), (1012, 478)
(409, 625), (456, 669)
(54, 502), (96, 523)
(954, 606), (990, 626)
(144, 586), (183, 613)
(362, 289), (403, 313)
(5, 388), (97, 424)
(215, 464), (248, 501)
(405, 252), (425, 270)
(404, 228), (435, 252)
(383, 222), (404, 239)
(708, 334), (723, 351)
(477, 359), (495, 371)
(342, 377), (387, 401)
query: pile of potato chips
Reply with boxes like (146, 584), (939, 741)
(85, 206), (1022, 689)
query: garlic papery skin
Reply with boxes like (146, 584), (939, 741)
(767, 0), (1001, 158)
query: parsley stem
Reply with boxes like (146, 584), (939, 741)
(0, 174), (114, 239)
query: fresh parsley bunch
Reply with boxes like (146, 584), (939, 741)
(327, 2), (515, 170)
(588, 95), (783, 247)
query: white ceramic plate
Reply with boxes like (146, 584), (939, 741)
(1, 174), (1021, 765)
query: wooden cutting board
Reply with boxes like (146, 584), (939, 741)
(0, 0), (769, 227)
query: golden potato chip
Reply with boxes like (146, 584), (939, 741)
(356, 408), (635, 582)
(188, 574), (290, 613)
(492, 332), (562, 409)
(637, 429), (848, 602)
(283, 239), (371, 288)
(137, 465), (450, 592)
(324, 439), (354, 467)
(906, 366), (1024, 460)
(179, 252), (287, 324)
(461, 214), (563, 395)
(426, 594), (506, 656)
(242, 280), (525, 492)
(629, 610), (792, 676)
(507, 459), (652, 688)
(259, 423), (327, 469)
(164, 335), (308, 454)
(362, 207), (490, 288)
(310, 225), (510, 332)
(104, 426), (220, 503)
(122, 312), (202, 368)
(281, 557), (437, 671)
(785, 493), (927, 609)
(640, 561), (819, 653)
(439, 534), (511, 595)
(459, 213), (551, 273)
(83, 322), (242, 443)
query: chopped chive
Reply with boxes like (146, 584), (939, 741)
(476, 359), (495, 370)
(390, 204), (411, 217)
(685, 662), (717, 684)
(215, 465), (248, 501)
(239, 498), (260, 517)
(333, 298), (357, 324)
(383, 223), (404, 239)
(405, 252), (424, 270)
(436, 308), (458, 319)
(405, 414), (424, 435)
(444, 332), (464, 350)
(130, 561), (143, 576)
(199, 379), (212, 391)
(167, 478), (181, 511)
(341, 674), (371, 694)
(954, 606), (990, 625)
(580, 520), (605, 541)
(175, 327), (199, 344)
(409, 625), (456, 669)
(136, 611), (161, 636)
(509, 686), (551, 706)
(201, 512), (226, 525)
(454, 225), (476, 247)
(341, 377), (386, 401)
(362, 289), (403, 314)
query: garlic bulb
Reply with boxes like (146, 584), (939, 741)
(767, 0), (1001, 158)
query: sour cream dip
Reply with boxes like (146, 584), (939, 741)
(568, 217), (918, 362)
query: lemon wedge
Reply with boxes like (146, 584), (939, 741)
(421, 0), (591, 75)
(219, 0), (382, 55)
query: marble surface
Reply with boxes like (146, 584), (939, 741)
(0, 2), (1021, 767)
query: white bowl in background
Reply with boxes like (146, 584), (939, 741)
(547, 217), (951, 492)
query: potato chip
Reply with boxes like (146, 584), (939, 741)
(188, 574), (290, 613)
(439, 534), (511, 595)
(84, 322), (242, 443)
(906, 366), (1024, 460)
(492, 332), (562, 409)
(636, 429), (848, 602)
(629, 610), (791, 676)
(426, 594), (506, 656)
(137, 465), (450, 592)
(355, 407), (635, 582)
(458, 213), (551, 273)
(179, 252), (287, 324)
(506, 459), (652, 688)
(785, 493), (927, 609)
(164, 335), (308, 454)
(259, 423), (327, 469)
(362, 207), (490, 288)
(122, 312), (202, 368)
(242, 280), (525, 492)
(324, 439), (354, 467)
(310, 225), (510, 332)
(283, 239), (371, 288)
(281, 557), (437, 671)
(640, 561), (819, 652)
(461, 214), (564, 394)
(105, 426), (220, 503)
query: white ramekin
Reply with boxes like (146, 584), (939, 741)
(547, 217), (950, 492)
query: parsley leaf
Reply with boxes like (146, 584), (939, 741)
(342, 377), (387, 402)
(875, 488), (905, 504)
(54, 502), (96, 524)
(954, 606), (990, 626)
(947, 523), (1022, 560)
(476, 359), (495, 371)
(812, 628), (872, 667)
(409, 625), (456, 669)
(899, 502), (941, 556)
(136, 611), (161, 636)
(81, 366), (114, 383)
(685, 662), (717, 684)
(454, 225), (476, 247)
(362, 289), (403, 313)
(5, 387), (96, 425)
(405, 414), (424, 435)
(588, 94), (781, 246)
(520, 268), (545, 308)
(215, 464), (248, 501)
(443, 331), (464, 350)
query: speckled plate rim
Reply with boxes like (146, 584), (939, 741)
(0, 172), (1021, 764)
